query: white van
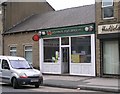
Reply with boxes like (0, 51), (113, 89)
(0, 56), (43, 89)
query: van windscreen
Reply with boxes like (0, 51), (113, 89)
(10, 60), (32, 69)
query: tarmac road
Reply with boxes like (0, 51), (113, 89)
(1, 83), (105, 94)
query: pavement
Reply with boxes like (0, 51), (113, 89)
(43, 74), (120, 93)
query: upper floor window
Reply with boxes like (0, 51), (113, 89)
(10, 46), (17, 56)
(102, 0), (114, 19)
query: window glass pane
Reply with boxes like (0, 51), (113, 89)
(71, 36), (91, 63)
(2, 60), (9, 69)
(61, 37), (69, 45)
(10, 47), (16, 50)
(0, 59), (1, 66)
(103, 6), (113, 18)
(25, 46), (32, 51)
(44, 38), (59, 63)
(25, 46), (32, 64)
(10, 47), (17, 56)
(10, 60), (32, 69)
(10, 52), (17, 56)
(102, 0), (113, 6)
(25, 51), (32, 63)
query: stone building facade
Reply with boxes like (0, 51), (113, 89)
(96, 0), (120, 77)
(2, 2), (54, 68)
(3, 4), (96, 76)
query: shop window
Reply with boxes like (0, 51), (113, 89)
(10, 46), (17, 56)
(71, 36), (91, 63)
(24, 46), (32, 64)
(102, 0), (114, 19)
(44, 38), (59, 63)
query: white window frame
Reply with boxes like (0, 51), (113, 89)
(43, 38), (60, 63)
(102, 0), (114, 19)
(102, 0), (113, 7)
(9, 46), (17, 56)
(24, 45), (33, 64)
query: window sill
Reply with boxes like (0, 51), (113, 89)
(102, 16), (114, 19)
(99, 17), (117, 24)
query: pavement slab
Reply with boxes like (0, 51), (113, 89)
(43, 74), (120, 93)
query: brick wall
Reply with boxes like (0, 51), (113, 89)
(3, 32), (40, 69)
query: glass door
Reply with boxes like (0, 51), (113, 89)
(61, 47), (69, 74)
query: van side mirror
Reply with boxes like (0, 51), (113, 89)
(29, 64), (33, 69)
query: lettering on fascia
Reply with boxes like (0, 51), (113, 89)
(102, 24), (120, 32)
(52, 28), (82, 34)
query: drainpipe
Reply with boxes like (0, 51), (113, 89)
(1, 2), (7, 55)
(0, 13), (2, 55)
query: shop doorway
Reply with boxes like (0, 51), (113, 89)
(61, 47), (69, 74)
(103, 41), (119, 75)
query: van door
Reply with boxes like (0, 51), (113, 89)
(1, 59), (11, 83)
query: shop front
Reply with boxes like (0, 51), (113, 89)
(39, 23), (96, 76)
(98, 24), (120, 76)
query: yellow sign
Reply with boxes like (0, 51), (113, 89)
(71, 54), (80, 63)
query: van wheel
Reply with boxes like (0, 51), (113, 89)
(35, 84), (39, 88)
(12, 78), (19, 89)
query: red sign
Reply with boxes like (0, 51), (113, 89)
(32, 34), (39, 41)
